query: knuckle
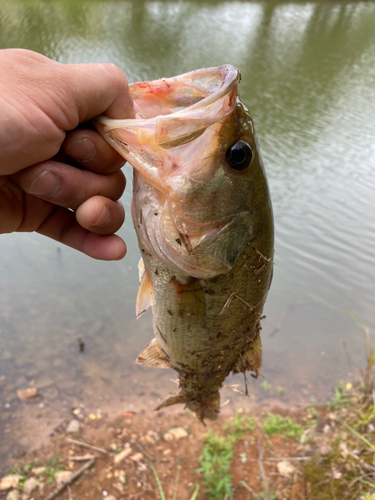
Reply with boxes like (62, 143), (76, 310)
(108, 63), (128, 86)
(101, 63), (129, 90)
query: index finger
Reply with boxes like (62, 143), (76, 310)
(62, 62), (136, 127)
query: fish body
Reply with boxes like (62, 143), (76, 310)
(95, 65), (274, 420)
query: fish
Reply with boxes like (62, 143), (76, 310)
(94, 65), (274, 421)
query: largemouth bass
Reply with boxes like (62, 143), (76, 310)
(95, 65), (274, 420)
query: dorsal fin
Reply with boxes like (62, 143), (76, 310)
(135, 266), (153, 318)
(136, 338), (172, 369)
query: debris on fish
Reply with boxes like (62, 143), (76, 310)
(94, 65), (274, 421)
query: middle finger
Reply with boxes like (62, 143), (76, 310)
(63, 128), (125, 174)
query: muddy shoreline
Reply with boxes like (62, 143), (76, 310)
(1, 403), (311, 500)
(3, 370), (375, 500)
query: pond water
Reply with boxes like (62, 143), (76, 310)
(1, 0), (375, 467)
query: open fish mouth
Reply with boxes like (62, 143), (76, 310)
(94, 65), (240, 194)
(96, 65), (238, 129)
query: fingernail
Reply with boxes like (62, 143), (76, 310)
(93, 206), (111, 227)
(30, 171), (59, 197)
(66, 138), (96, 162)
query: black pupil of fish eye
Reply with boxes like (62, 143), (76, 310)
(226, 140), (253, 171)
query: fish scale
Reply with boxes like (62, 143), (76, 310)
(94, 65), (274, 420)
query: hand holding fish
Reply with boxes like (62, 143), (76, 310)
(0, 48), (134, 260)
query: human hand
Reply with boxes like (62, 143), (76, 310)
(0, 49), (135, 260)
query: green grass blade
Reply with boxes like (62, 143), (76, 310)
(360, 479), (375, 488)
(190, 484), (200, 500)
(148, 460), (166, 500)
(173, 463), (181, 500)
(343, 422), (375, 452)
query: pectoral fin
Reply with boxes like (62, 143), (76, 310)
(136, 266), (153, 318)
(138, 257), (145, 282)
(136, 338), (172, 369)
(170, 276), (206, 319)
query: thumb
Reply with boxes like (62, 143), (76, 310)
(61, 62), (135, 126)
(0, 49), (135, 173)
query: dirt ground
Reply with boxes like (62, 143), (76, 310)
(1, 404), (314, 500)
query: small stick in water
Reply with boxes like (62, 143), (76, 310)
(77, 337), (85, 353)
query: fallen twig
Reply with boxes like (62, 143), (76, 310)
(247, 456), (310, 463)
(342, 422), (375, 452)
(126, 489), (152, 500)
(257, 440), (269, 497)
(67, 486), (73, 500)
(254, 417), (272, 449)
(44, 459), (95, 500)
(348, 451), (375, 472)
(136, 443), (170, 463)
(69, 455), (96, 462)
(269, 472), (293, 478)
(66, 438), (108, 455)
(237, 480), (260, 498)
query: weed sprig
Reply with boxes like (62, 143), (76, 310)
(262, 413), (304, 440)
(196, 430), (233, 500)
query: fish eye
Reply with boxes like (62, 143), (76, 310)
(226, 140), (253, 171)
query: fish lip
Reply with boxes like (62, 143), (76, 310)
(170, 65), (239, 113)
(94, 64), (239, 130)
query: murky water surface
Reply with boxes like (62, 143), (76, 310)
(1, 0), (375, 466)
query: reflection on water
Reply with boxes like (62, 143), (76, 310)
(1, 0), (375, 468)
